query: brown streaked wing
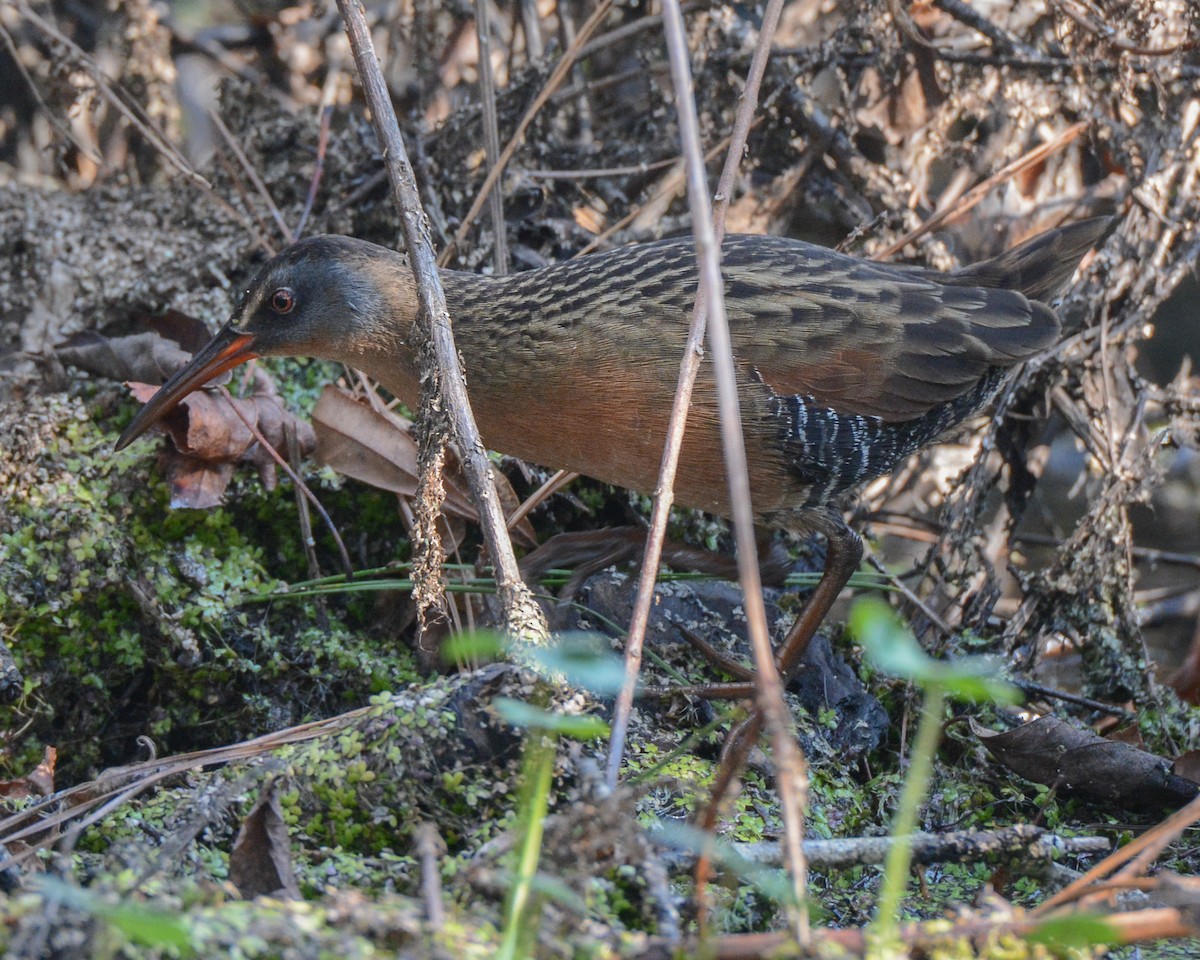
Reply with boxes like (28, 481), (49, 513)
(720, 236), (1059, 422)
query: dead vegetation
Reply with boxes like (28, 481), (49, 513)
(2, 0), (1200, 956)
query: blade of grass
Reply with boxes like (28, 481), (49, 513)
(497, 735), (555, 960)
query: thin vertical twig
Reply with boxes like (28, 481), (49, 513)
(416, 821), (447, 929)
(558, 2), (595, 146)
(473, 0), (509, 274)
(215, 385), (353, 578)
(295, 70), (340, 241)
(601, 0), (809, 941)
(209, 107), (292, 241)
(518, 0), (543, 60)
(603, 0), (776, 771)
(440, 0), (614, 265)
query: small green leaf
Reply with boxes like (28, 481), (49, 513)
(527, 633), (626, 695)
(1026, 914), (1120, 950)
(38, 878), (193, 953)
(494, 698), (609, 739)
(442, 630), (508, 662)
(936, 670), (1022, 705)
(849, 598), (933, 679)
(850, 599), (1021, 705)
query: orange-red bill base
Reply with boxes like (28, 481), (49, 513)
(114, 325), (259, 450)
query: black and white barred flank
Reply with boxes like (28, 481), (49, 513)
(770, 369), (1006, 509)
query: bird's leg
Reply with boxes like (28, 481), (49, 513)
(693, 513), (863, 900)
(694, 707), (764, 914)
(646, 513), (864, 699)
(774, 512), (864, 681)
(668, 526), (793, 679)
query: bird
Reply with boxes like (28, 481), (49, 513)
(115, 217), (1110, 685)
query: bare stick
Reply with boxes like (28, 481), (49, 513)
(209, 107), (291, 241)
(416, 821), (447, 928)
(473, 0), (509, 274)
(216, 385), (353, 579)
(295, 72), (340, 241)
(601, 0), (809, 941)
(335, 0), (547, 642)
(602, 0), (772, 772)
(440, 0), (614, 265)
(575, 124), (757, 258)
(507, 469), (580, 531)
(873, 121), (1088, 259)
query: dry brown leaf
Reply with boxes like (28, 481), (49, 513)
(125, 374), (316, 508)
(57, 331), (193, 386)
(313, 385), (476, 516)
(228, 780), (300, 900)
(1173, 751), (1200, 786)
(855, 50), (943, 145)
(161, 453), (236, 510)
(142, 309), (214, 355)
(972, 716), (1199, 811)
(0, 746), (56, 800)
(313, 385), (537, 548)
(61, 323), (316, 507)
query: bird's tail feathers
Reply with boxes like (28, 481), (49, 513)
(947, 215), (1116, 303)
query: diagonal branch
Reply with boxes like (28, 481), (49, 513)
(335, 0), (547, 643)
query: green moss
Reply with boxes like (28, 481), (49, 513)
(0, 393), (420, 783)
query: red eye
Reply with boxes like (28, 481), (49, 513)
(270, 288), (295, 314)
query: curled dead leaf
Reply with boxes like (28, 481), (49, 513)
(312, 385), (537, 548)
(972, 715), (1199, 811)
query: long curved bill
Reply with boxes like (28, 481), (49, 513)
(114, 324), (259, 450)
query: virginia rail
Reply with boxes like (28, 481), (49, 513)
(116, 217), (1109, 684)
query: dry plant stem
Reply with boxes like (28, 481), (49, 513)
(864, 546), (951, 634)
(416, 821), (447, 929)
(603, 7), (800, 914)
(602, 0), (791, 794)
(604, 0), (780, 787)
(1018, 530), (1200, 572)
(557, 2), (595, 147)
(670, 825), (1107, 870)
(874, 121), (1089, 259)
(164, 17), (264, 83)
(576, 3), (697, 61)
(473, 0), (509, 275)
(209, 107), (292, 241)
(0, 708), (367, 871)
(440, 0), (614, 265)
(518, 0), (543, 60)
(1055, 0), (1197, 56)
(931, 0), (1038, 56)
(295, 75), (339, 241)
(648, 0), (810, 942)
(1035, 791), (1200, 914)
(523, 157), (679, 179)
(285, 422), (322, 583)
(335, 0), (546, 642)
(507, 469), (580, 531)
(575, 125), (753, 257)
(655, 906), (1199, 959)
(215, 150), (277, 251)
(216, 385), (354, 578)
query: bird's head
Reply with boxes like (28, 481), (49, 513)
(115, 236), (413, 450)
